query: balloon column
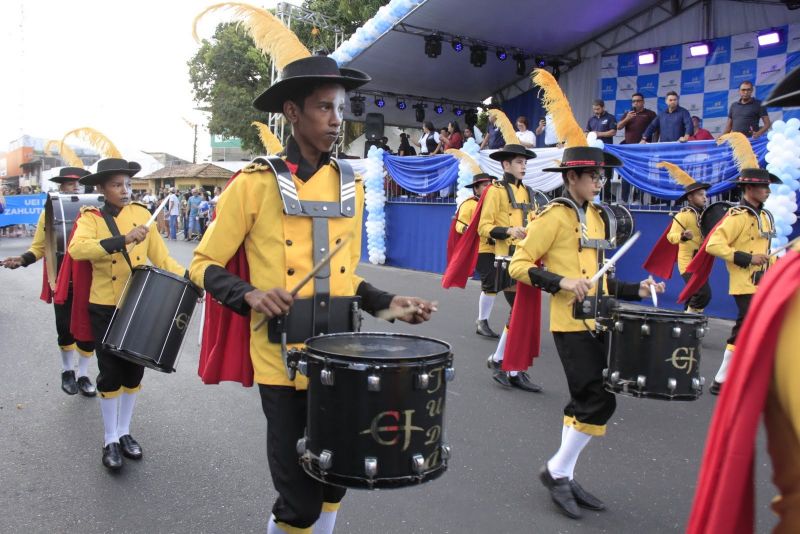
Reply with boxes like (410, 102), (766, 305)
(765, 118), (800, 252)
(331, 0), (425, 65)
(364, 145), (387, 264)
(454, 138), (482, 206)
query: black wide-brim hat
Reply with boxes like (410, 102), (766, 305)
(488, 143), (537, 162)
(80, 158), (142, 186)
(735, 167), (782, 186)
(542, 146), (622, 172)
(253, 56), (371, 113)
(677, 182), (711, 203)
(466, 172), (495, 188)
(764, 66), (800, 108)
(50, 166), (90, 184)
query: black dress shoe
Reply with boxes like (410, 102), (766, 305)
(476, 319), (500, 338)
(487, 354), (501, 371)
(119, 434), (143, 460)
(539, 465), (582, 519)
(570, 479), (606, 510)
(76, 376), (97, 397)
(61, 371), (78, 395)
(509, 372), (543, 393)
(491, 370), (512, 388)
(102, 443), (123, 470)
(709, 381), (722, 396)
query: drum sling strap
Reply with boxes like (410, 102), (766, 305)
(260, 156), (358, 343)
(501, 181), (535, 222)
(739, 204), (776, 284)
(100, 208), (134, 272)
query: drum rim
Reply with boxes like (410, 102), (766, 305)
(132, 265), (203, 297)
(303, 331), (452, 362)
(302, 457), (447, 488)
(700, 201), (735, 235)
(607, 305), (707, 321)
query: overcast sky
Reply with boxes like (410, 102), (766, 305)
(0, 0), (303, 162)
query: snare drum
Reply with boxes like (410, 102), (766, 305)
(599, 304), (708, 400)
(599, 203), (635, 247)
(700, 201), (734, 237)
(44, 193), (104, 288)
(103, 266), (202, 373)
(294, 332), (454, 489)
(493, 255), (514, 292)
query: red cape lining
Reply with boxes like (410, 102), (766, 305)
(53, 211), (97, 343)
(642, 223), (678, 280)
(678, 214), (728, 303)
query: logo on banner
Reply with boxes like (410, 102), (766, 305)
(734, 39), (756, 55)
(760, 63), (783, 78)
(703, 91), (728, 118)
(707, 69), (727, 83)
(619, 81), (634, 93)
(618, 53), (638, 77)
(602, 60), (615, 71)
(638, 74), (659, 97)
(681, 68), (705, 94)
(707, 37), (731, 65)
(730, 60), (757, 89)
(601, 78), (617, 101)
(660, 45), (682, 71)
(688, 102), (701, 112)
(660, 78), (679, 90)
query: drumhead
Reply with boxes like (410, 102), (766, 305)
(44, 193), (104, 288)
(530, 190), (550, 213)
(612, 303), (705, 322)
(304, 332), (451, 361)
(132, 265), (202, 297)
(602, 204), (635, 246)
(700, 201), (733, 237)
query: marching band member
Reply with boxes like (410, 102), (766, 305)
(509, 68), (664, 519)
(642, 161), (712, 312)
(679, 133), (779, 395)
(2, 168), (97, 396)
(189, 5), (434, 533)
(67, 158), (185, 470)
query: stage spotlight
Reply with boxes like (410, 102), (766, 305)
(434, 103), (444, 114)
(424, 34), (442, 58)
(413, 103), (425, 122)
(374, 95), (385, 108)
(451, 38), (464, 52)
(396, 98), (407, 110)
(470, 45), (487, 67)
(349, 95), (365, 117)
(638, 50), (657, 65)
(535, 56), (547, 68)
(496, 48), (507, 61)
(453, 106), (464, 117)
(689, 42), (710, 57)
(513, 53), (526, 76)
(758, 30), (782, 47)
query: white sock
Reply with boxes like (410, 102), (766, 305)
(547, 426), (593, 480)
(478, 292), (495, 321)
(76, 355), (91, 378)
(267, 515), (289, 534)
(100, 397), (120, 446)
(312, 510), (338, 534)
(60, 349), (75, 372)
(117, 392), (138, 437)
(492, 328), (508, 363)
(562, 424), (569, 443)
(714, 349), (734, 383)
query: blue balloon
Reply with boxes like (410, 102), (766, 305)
(778, 184), (791, 195)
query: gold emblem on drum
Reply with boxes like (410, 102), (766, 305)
(666, 347), (697, 374)
(174, 313), (189, 331)
(359, 409), (423, 451)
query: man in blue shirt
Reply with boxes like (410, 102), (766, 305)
(641, 91), (693, 143)
(187, 188), (202, 240)
(480, 109), (506, 150)
(586, 99), (617, 144)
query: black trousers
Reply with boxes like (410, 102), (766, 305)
(680, 272), (712, 311)
(727, 294), (753, 347)
(553, 331), (616, 428)
(259, 385), (346, 529)
(89, 304), (145, 394)
(476, 252), (498, 294)
(53, 290), (95, 353)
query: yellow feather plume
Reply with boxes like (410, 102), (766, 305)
(657, 161), (695, 186)
(717, 132), (759, 171)
(61, 127), (122, 159)
(44, 140), (84, 168)
(193, 2), (310, 70)
(251, 121), (284, 155)
(531, 68), (586, 148)
(488, 109), (519, 148)
(446, 149), (482, 175)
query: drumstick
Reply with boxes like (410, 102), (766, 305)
(589, 231), (641, 285)
(126, 196), (170, 253)
(253, 236), (351, 331)
(375, 301), (439, 322)
(648, 276), (658, 307)
(770, 235), (800, 257)
(669, 213), (687, 230)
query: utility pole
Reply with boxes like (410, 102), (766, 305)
(183, 117), (198, 163)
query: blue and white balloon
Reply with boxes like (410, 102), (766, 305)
(364, 145), (387, 264)
(764, 119), (800, 256)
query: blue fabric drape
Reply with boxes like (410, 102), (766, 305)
(383, 154), (459, 193)
(604, 137), (768, 199)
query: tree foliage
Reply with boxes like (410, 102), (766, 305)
(188, 0), (387, 154)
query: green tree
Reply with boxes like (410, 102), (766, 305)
(188, 1), (387, 154)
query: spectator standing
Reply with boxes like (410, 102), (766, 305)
(480, 111), (506, 149)
(616, 93), (657, 144)
(397, 133), (416, 156)
(641, 91), (693, 143)
(515, 116), (535, 148)
(586, 99), (617, 144)
(198, 191), (211, 236)
(414, 121), (440, 155)
(432, 128), (449, 155)
(724, 81), (771, 139)
(180, 192), (190, 240)
(167, 187), (180, 240)
(535, 113), (560, 148)
(688, 116), (714, 141)
(187, 188), (202, 240)
(444, 121), (463, 150)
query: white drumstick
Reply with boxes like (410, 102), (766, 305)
(589, 231), (641, 285)
(649, 276), (658, 307)
(770, 235), (800, 257)
(127, 196), (170, 253)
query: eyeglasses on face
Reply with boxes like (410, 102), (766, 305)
(581, 170), (606, 183)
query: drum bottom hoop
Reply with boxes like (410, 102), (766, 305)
(301, 459), (447, 490)
(102, 344), (175, 374)
(604, 382), (701, 401)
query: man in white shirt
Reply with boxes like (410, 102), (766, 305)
(167, 187), (180, 240)
(141, 191), (156, 213)
(535, 114), (560, 147)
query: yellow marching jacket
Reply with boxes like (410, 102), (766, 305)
(478, 179), (534, 257)
(666, 206), (702, 275)
(455, 196), (494, 253)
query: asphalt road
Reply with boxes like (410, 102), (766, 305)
(0, 236), (779, 534)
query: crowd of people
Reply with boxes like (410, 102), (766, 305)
(134, 185), (222, 241)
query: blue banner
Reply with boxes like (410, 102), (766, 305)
(0, 194), (46, 227)
(382, 155), (459, 194)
